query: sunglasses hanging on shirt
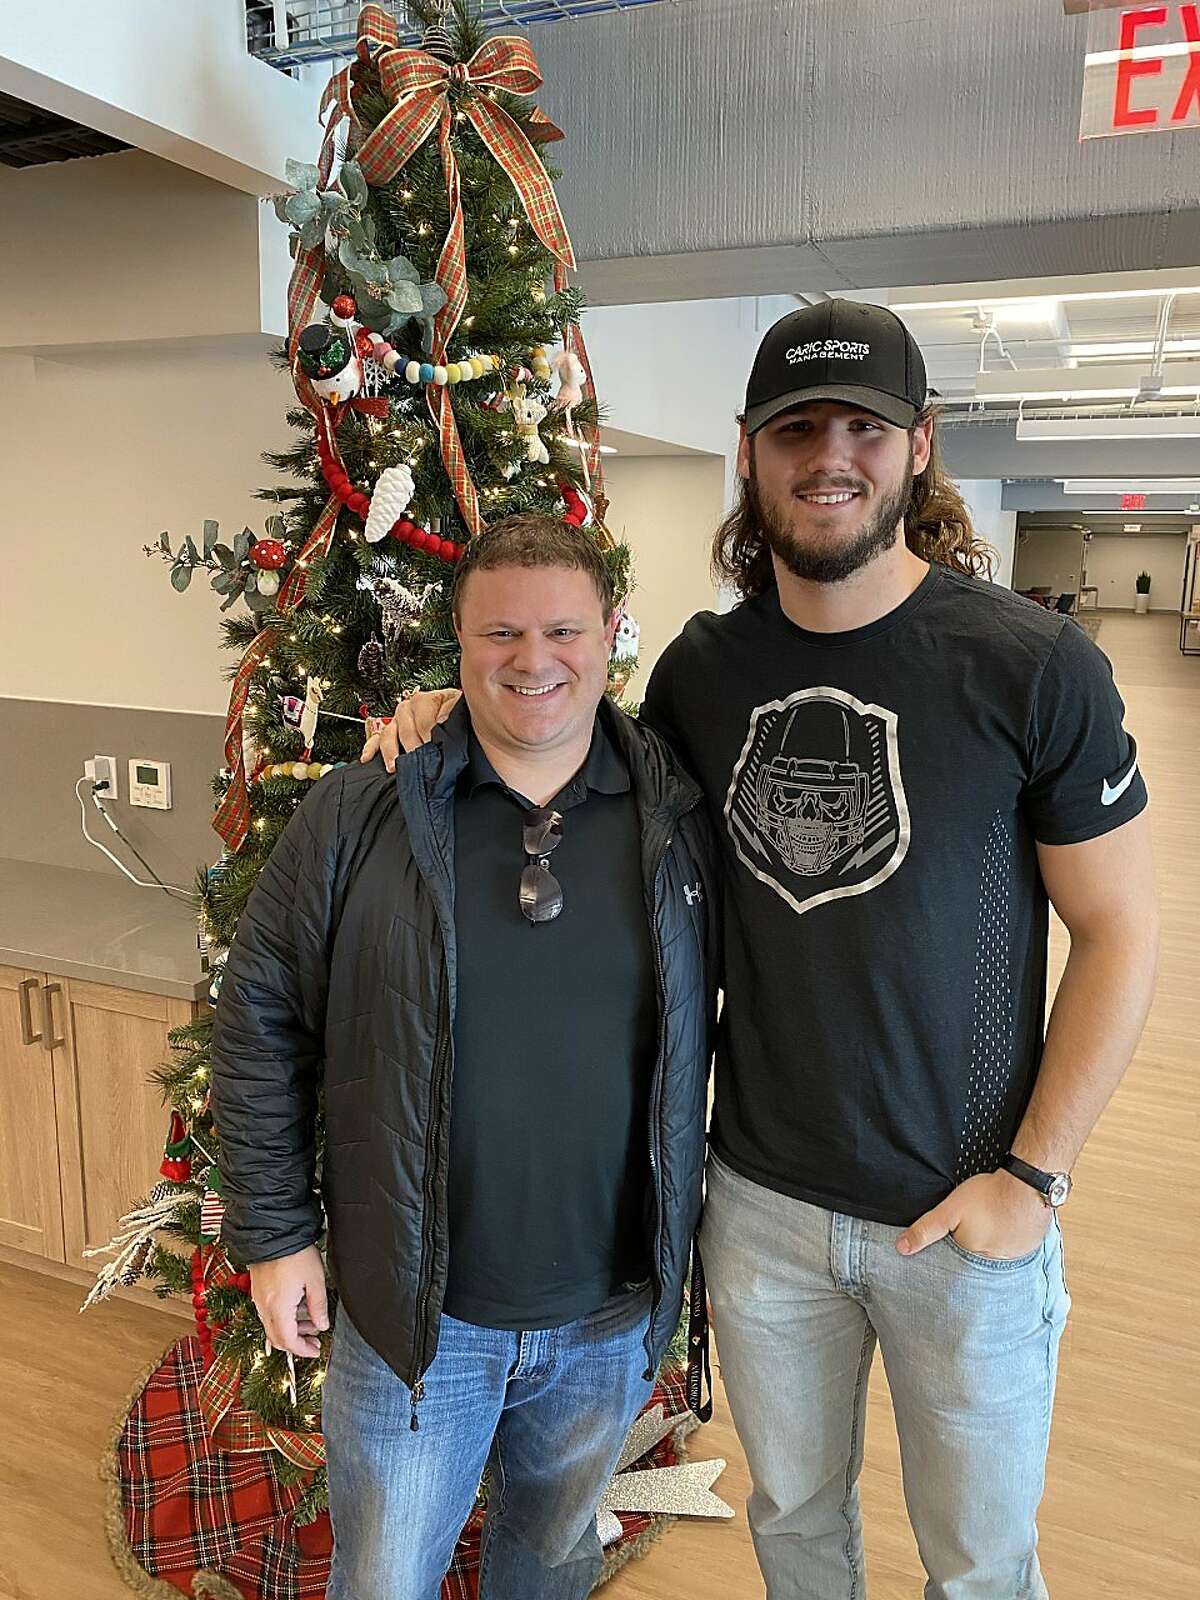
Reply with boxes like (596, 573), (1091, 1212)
(520, 807), (565, 924)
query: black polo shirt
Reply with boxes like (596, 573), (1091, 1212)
(443, 716), (657, 1331)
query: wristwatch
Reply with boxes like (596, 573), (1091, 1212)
(1001, 1153), (1073, 1208)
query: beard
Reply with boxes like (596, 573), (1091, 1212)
(747, 439), (915, 585)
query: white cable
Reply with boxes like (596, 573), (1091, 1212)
(75, 779), (193, 900)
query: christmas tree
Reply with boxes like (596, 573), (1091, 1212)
(89, 6), (725, 1590)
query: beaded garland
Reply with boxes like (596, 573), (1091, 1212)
(257, 760), (349, 783)
(330, 297), (502, 391)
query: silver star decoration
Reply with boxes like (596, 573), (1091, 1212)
(595, 1406), (734, 1547)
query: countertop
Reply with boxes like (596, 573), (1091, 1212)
(0, 858), (209, 1001)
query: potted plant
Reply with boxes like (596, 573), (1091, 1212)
(1135, 571), (1152, 614)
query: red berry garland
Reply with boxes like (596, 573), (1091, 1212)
(190, 1245), (253, 1369)
(315, 429), (463, 563)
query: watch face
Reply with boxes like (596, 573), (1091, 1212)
(1047, 1174), (1072, 1207)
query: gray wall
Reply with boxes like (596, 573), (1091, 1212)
(1, 700), (225, 883)
(533, 0), (1200, 302)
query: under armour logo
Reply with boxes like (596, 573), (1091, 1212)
(684, 883), (703, 905)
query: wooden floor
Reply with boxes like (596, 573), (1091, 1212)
(2, 612), (1196, 1600)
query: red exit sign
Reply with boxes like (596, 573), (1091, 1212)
(1080, 4), (1200, 138)
(1121, 493), (1148, 508)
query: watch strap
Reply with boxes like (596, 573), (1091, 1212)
(1001, 1152), (1055, 1195)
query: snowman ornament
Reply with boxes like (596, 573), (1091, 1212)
(296, 323), (364, 405)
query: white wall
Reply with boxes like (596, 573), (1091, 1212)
(0, 0), (322, 195)
(1086, 533), (1189, 612)
(601, 455), (726, 698)
(957, 479), (1017, 588)
(0, 346), (291, 715)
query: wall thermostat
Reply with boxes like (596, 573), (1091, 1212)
(129, 758), (172, 810)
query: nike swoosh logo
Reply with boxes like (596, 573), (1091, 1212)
(1101, 760), (1138, 806)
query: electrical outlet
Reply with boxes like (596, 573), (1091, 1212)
(84, 754), (119, 799)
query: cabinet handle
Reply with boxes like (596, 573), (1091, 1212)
(41, 982), (66, 1052)
(18, 978), (42, 1046)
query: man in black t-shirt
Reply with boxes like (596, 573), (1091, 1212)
(376, 303), (1159, 1599)
(638, 302), (1158, 1600)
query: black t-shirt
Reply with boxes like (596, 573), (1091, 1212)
(641, 565), (1147, 1227)
(445, 718), (656, 1330)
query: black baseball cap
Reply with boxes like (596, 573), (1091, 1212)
(744, 300), (927, 434)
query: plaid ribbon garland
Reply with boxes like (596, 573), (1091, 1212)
(212, 627), (280, 853)
(200, 1350), (327, 1474)
(276, 490), (341, 614)
(554, 261), (605, 500)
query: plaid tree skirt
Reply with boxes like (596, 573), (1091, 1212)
(104, 1336), (692, 1600)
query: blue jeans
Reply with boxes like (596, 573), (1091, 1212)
(322, 1289), (654, 1600)
(699, 1152), (1071, 1600)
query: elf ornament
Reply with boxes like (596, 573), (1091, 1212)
(560, 481), (594, 528)
(363, 464), (416, 544)
(159, 1111), (193, 1183)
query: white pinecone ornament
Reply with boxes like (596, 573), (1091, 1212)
(364, 464), (415, 544)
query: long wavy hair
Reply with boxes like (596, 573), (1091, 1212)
(712, 407), (995, 600)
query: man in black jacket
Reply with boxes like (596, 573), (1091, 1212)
(211, 514), (715, 1600)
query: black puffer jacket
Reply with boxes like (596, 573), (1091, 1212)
(211, 697), (718, 1398)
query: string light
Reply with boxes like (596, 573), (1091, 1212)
(402, 189), (413, 201)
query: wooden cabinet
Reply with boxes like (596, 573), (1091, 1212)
(0, 966), (197, 1271)
(0, 966), (66, 1260)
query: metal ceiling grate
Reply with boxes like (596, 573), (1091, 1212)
(247, 1), (674, 71)
(0, 90), (129, 168)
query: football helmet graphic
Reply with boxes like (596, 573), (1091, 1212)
(753, 700), (870, 876)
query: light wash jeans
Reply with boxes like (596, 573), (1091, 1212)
(699, 1151), (1071, 1600)
(322, 1289), (654, 1600)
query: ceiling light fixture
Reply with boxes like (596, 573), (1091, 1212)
(975, 362), (1200, 403)
(1016, 415), (1200, 441)
(562, 436), (617, 456)
(1061, 479), (1200, 495)
(893, 286), (1200, 312)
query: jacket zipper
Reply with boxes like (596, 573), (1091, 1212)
(408, 970), (450, 1430)
(641, 801), (699, 1379)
